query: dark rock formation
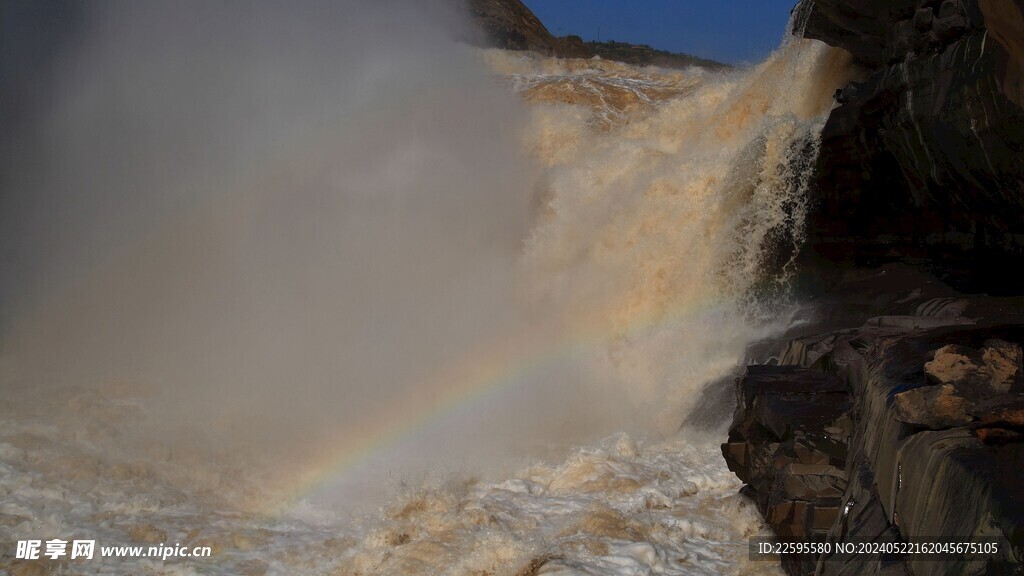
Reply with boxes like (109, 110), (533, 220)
(793, 0), (1024, 294)
(979, 0), (1024, 108)
(723, 365), (853, 574)
(726, 0), (1024, 572)
(724, 264), (1024, 575)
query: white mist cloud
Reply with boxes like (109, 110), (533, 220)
(0, 0), (553, 506)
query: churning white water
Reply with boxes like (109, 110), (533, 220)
(0, 2), (856, 574)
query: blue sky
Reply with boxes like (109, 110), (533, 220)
(520, 0), (800, 65)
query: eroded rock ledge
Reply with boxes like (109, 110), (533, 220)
(742, 0), (1024, 568)
(792, 0), (1024, 294)
(723, 265), (1024, 575)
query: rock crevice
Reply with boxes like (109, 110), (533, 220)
(723, 265), (1024, 575)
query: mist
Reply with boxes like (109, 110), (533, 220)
(0, 0), (592, 507)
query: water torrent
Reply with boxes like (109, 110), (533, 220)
(0, 2), (856, 574)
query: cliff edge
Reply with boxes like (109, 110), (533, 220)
(723, 1), (1024, 574)
(794, 0), (1024, 294)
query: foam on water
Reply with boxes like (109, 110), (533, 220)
(333, 39), (853, 575)
(0, 384), (777, 575)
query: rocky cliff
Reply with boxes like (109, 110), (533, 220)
(793, 0), (1024, 294)
(725, 263), (1024, 575)
(723, 1), (1024, 573)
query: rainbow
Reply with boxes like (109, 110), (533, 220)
(265, 292), (739, 514)
(5, 97), (749, 515)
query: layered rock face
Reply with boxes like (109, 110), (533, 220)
(722, 365), (852, 560)
(724, 265), (1024, 575)
(725, 2), (1024, 570)
(793, 0), (1024, 293)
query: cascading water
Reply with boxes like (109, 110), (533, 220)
(0, 2), (856, 574)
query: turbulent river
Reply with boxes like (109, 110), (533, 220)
(0, 2), (857, 574)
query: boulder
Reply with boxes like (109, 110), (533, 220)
(923, 340), (1022, 392)
(722, 365), (852, 554)
(892, 383), (971, 428)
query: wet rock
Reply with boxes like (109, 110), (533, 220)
(912, 8), (934, 31)
(864, 316), (973, 330)
(793, 0), (1024, 295)
(817, 461), (910, 576)
(893, 384), (971, 428)
(938, 0), (961, 19)
(913, 297), (968, 319)
(792, 0), (916, 68)
(933, 13), (967, 40)
(722, 365), (852, 549)
(923, 340), (1022, 392)
(982, 340), (1024, 391)
(975, 427), (1024, 446)
(894, 429), (1024, 574)
(777, 463), (847, 501)
(925, 344), (985, 385)
(975, 395), (1024, 427)
(979, 0), (1024, 107)
(723, 267), (1024, 575)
